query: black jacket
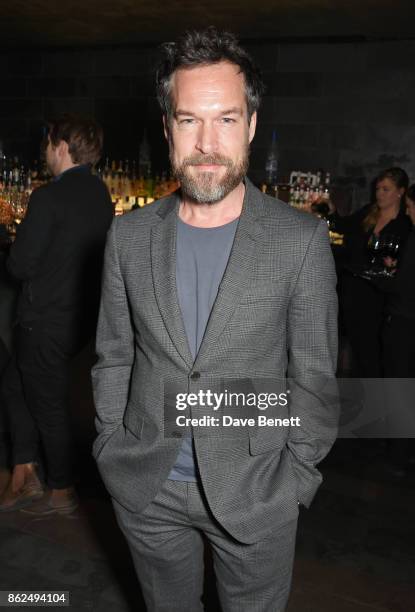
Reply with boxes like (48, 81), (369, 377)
(331, 204), (412, 273)
(7, 165), (113, 332)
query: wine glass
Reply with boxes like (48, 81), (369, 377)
(381, 234), (400, 277)
(367, 233), (382, 272)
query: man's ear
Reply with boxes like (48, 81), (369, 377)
(58, 139), (69, 159)
(248, 111), (257, 144)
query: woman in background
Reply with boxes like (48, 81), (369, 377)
(331, 167), (411, 377)
(374, 186), (415, 475)
(382, 184), (415, 376)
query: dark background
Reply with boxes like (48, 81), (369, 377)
(1, 2), (414, 210)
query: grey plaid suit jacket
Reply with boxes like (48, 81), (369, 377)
(92, 178), (338, 543)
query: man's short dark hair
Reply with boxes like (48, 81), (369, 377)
(156, 27), (265, 121)
(48, 114), (103, 165)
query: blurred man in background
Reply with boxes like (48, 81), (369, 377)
(0, 114), (113, 515)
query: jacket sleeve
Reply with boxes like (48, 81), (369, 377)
(91, 218), (135, 444)
(328, 205), (368, 235)
(7, 187), (55, 281)
(286, 220), (339, 507)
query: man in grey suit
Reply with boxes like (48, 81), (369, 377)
(92, 27), (338, 612)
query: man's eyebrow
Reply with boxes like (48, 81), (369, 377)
(220, 107), (243, 116)
(175, 110), (197, 117)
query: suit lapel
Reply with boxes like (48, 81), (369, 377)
(194, 179), (264, 366)
(151, 180), (266, 369)
(151, 194), (194, 368)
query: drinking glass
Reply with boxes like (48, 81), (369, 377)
(381, 234), (400, 277)
(365, 233), (400, 278)
(367, 233), (382, 270)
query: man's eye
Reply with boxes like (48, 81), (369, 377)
(179, 118), (195, 125)
(221, 117), (236, 124)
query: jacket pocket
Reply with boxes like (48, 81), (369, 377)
(248, 427), (289, 455)
(92, 424), (122, 460)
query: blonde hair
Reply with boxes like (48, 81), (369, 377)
(362, 167), (409, 233)
(362, 203), (379, 233)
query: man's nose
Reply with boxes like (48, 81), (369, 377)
(195, 122), (218, 154)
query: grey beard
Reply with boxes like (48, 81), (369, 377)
(171, 152), (249, 205)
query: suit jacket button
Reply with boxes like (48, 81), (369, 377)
(190, 371), (200, 380)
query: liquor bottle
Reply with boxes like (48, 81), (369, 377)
(299, 184), (305, 206)
(264, 130), (279, 196)
(116, 172), (124, 200)
(25, 173), (32, 194)
(153, 175), (161, 199)
(288, 186), (295, 206)
(293, 184), (300, 207)
(134, 173), (145, 206)
(316, 171), (322, 186)
(13, 157), (20, 182)
(18, 169), (25, 193)
(323, 172), (331, 201)
(139, 130), (151, 179)
(31, 160), (38, 180)
(2, 158), (7, 188)
(304, 187), (311, 208)
(144, 167), (154, 199)
(124, 171), (132, 198)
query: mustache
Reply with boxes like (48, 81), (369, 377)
(181, 154), (233, 168)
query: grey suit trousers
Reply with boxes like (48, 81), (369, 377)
(112, 478), (298, 612)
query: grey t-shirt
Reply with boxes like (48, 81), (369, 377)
(168, 215), (239, 481)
